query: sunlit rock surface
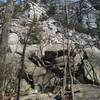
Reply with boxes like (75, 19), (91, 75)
(0, 1), (100, 99)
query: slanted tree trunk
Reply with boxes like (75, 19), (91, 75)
(0, 0), (13, 99)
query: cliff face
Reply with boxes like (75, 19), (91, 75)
(0, 1), (100, 100)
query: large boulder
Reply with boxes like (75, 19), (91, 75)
(84, 47), (100, 84)
(74, 84), (100, 100)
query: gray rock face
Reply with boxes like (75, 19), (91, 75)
(1, 1), (100, 97)
(84, 47), (100, 84)
(74, 84), (100, 100)
(16, 84), (100, 100)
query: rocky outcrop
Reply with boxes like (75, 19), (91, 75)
(74, 84), (100, 100)
(1, 1), (100, 97)
(9, 84), (100, 100)
(84, 47), (100, 84)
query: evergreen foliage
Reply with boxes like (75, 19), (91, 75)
(47, 4), (56, 16)
(75, 23), (88, 33)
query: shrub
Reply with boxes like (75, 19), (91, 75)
(39, 14), (48, 21)
(47, 4), (56, 16)
(75, 23), (88, 33)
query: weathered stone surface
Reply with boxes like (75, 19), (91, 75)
(19, 84), (100, 100)
(20, 79), (31, 92)
(84, 47), (100, 84)
(1, 1), (100, 96)
(74, 84), (100, 100)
